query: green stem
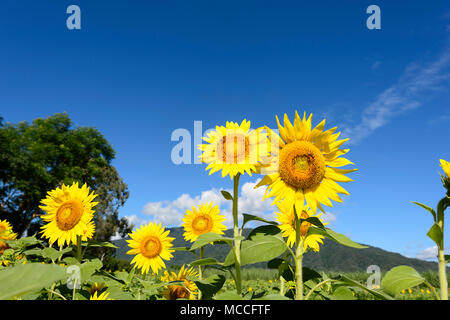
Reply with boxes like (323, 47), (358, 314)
(280, 276), (285, 296)
(437, 197), (449, 300)
(198, 247), (204, 300)
(424, 280), (440, 300)
(438, 248), (448, 300)
(232, 173), (242, 295)
(76, 235), (82, 263)
(305, 279), (336, 300)
(294, 213), (304, 300)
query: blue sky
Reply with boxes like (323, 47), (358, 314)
(1, 0), (450, 262)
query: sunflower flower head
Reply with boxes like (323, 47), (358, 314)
(39, 182), (97, 247)
(87, 282), (107, 295)
(198, 119), (270, 179)
(182, 202), (226, 242)
(160, 265), (198, 300)
(256, 111), (357, 214)
(0, 219), (17, 255)
(90, 291), (113, 300)
(275, 199), (327, 252)
(440, 159), (450, 195)
(126, 222), (175, 275)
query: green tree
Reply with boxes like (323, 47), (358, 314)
(0, 113), (132, 242)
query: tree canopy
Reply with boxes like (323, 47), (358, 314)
(0, 113), (132, 241)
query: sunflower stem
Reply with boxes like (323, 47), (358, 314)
(437, 197), (449, 300)
(232, 173), (242, 295)
(294, 210), (304, 300)
(198, 247), (204, 300)
(76, 235), (82, 263)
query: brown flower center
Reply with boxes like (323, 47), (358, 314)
(140, 236), (162, 258)
(56, 200), (83, 231)
(279, 141), (326, 190)
(192, 215), (213, 234)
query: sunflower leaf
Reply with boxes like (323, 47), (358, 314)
(220, 190), (233, 201)
(0, 263), (68, 300)
(241, 213), (278, 229)
(191, 232), (233, 250)
(195, 274), (226, 300)
(224, 233), (287, 267)
(427, 223), (443, 249)
(190, 257), (223, 267)
(412, 201), (436, 221)
(306, 227), (367, 249)
(381, 266), (425, 296)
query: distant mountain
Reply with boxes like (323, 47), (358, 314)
(112, 227), (440, 273)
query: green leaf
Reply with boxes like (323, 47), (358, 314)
(0, 263), (67, 300)
(302, 217), (326, 229)
(190, 258), (223, 267)
(381, 266), (425, 296)
(191, 233), (233, 250)
(412, 201), (436, 221)
(241, 213), (278, 229)
(195, 274), (226, 300)
(82, 240), (118, 249)
(23, 248), (44, 257)
(337, 275), (393, 300)
(214, 291), (242, 300)
(79, 259), (103, 283)
(307, 227), (368, 249)
(445, 255), (450, 264)
(427, 223), (443, 249)
(221, 190), (233, 200)
(224, 233), (287, 267)
(247, 225), (281, 239)
(42, 247), (73, 262)
(254, 294), (291, 300)
(303, 267), (322, 283)
(330, 286), (354, 300)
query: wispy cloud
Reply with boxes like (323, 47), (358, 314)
(344, 49), (450, 144)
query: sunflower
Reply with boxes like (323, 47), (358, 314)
(182, 202), (227, 242)
(87, 282), (106, 295)
(39, 182), (97, 247)
(0, 219), (17, 255)
(275, 200), (327, 252)
(90, 291), (112, 300)
(160, 265), (198, 300)
(198, 119), (270, 179)
(126, 222), (175, 274)
(256, 111), (357, 214)
(440, 159), (450, 178)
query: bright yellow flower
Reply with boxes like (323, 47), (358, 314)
(39, 182), (97, 246)
(182, 202), (226, 242)
(90, 291), (112, 300)
(88, 282), (106, 295)
(408, 288), (412, 294)
(126, 222), (174, 274)
(248, 287), (253, 292)
(440, 159), (450, 178)
(275, 199), (327, 252)
(256, 111), (357, 214)
(160, 265), (198, 300)
(0, 219), (17, 255)
(198, 119), (270, 178)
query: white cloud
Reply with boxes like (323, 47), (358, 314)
(321, 212), (337, 225)
(138, 179), (275, 228)
(417, 246), (438, 260)
(344, 49), (450, 144)
(416, 245), (450, 260)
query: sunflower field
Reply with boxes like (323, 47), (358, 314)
(0, 111), (449, 301)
